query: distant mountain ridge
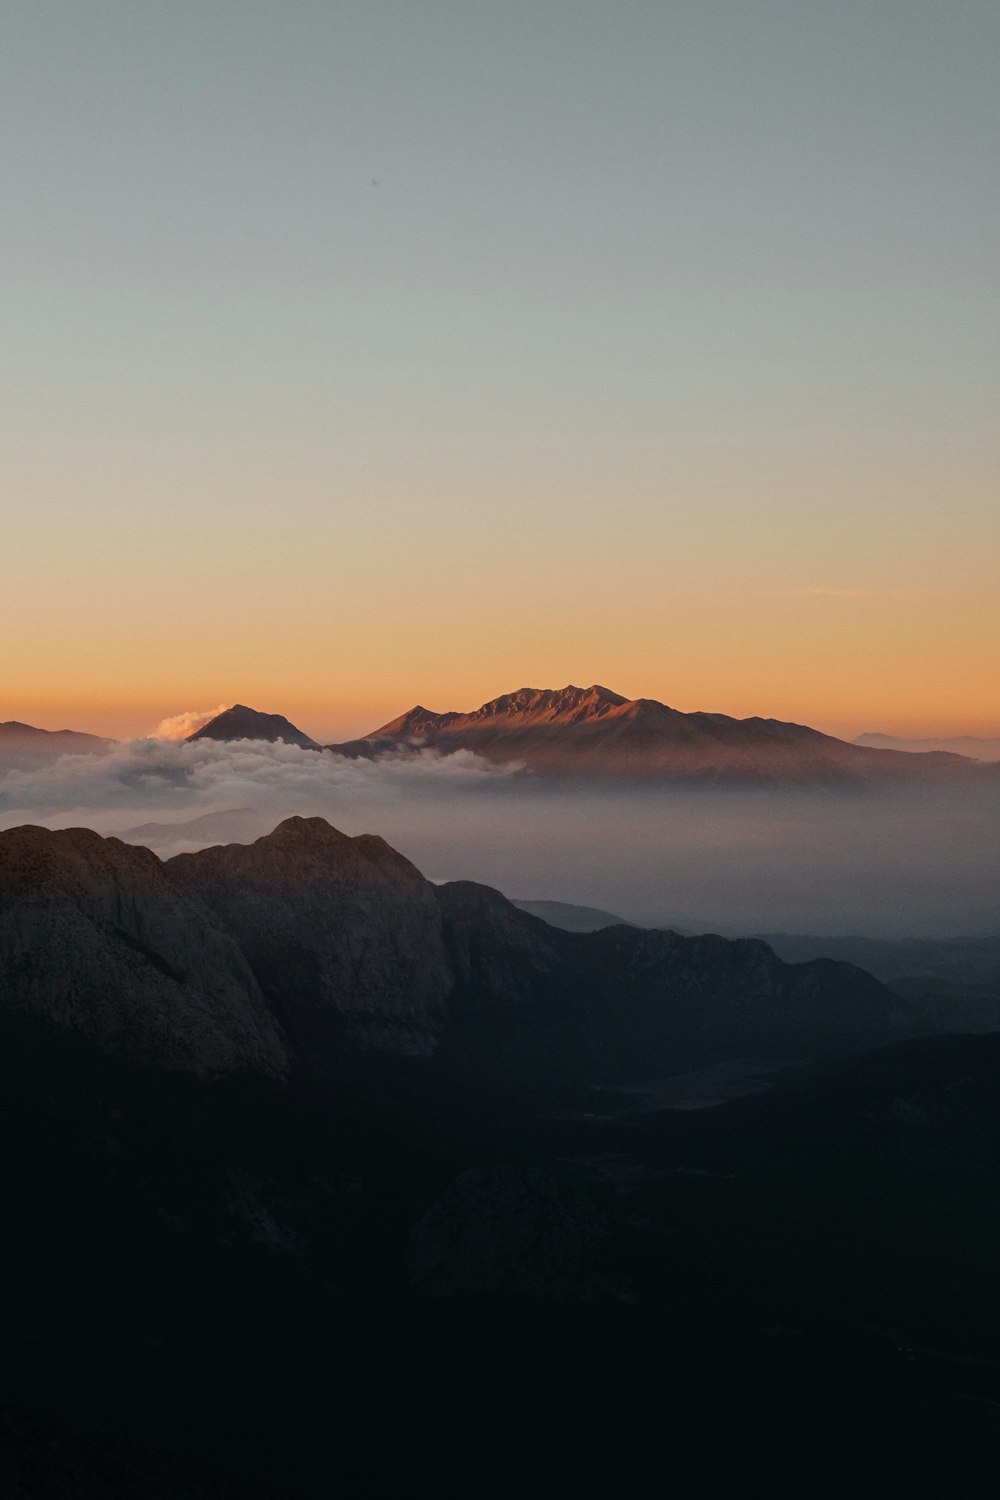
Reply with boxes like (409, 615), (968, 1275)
(0, 720), (114, 768)
(187, 703), (319, 749)
(115, 807), (273, 849)
(5, 695), (993, 786)
(327, 683), (982, 783)
(856, 731), (1000, 761)
(511, 898), (634, 933)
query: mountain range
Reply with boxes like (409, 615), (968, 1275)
(855, 730), (1000, 760)
(3, 690), (994, 784)
(199, 686), (990, 784)
(0, 815), (913, 1081)
(2, 813), (1000, 1492)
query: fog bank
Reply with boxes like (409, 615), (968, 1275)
(1, 740), (997, 939)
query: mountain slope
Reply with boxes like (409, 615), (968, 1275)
(328, 684), (979, 783)
(0, 825), (286, 1075)
(167, 816), (454, 1056)
(434, 880), (916, 1088)
(856, 731), (1000, 761)
(1, 817), (916, 1085)
(188, 704), (319, 750)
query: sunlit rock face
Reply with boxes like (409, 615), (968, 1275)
(328, 683), (982, 783)
(167, 816), (455, 1056)
(0, 824), (287, 1076)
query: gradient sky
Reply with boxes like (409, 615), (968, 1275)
(3, 1), (998, 742)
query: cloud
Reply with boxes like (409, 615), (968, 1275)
(0, 736), (518, 845)
(1, 738), (996, 939)
(151, 705), (232, 740)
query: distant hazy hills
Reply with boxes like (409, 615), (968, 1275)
(0, 720), (113, 769)
(510, 899), (633, 932)
(856, 731), (1000, 761)
(115, 807), (274, 849)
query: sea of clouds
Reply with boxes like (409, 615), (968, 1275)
(1, 729), (998, 939)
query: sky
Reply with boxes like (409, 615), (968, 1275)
(2, 1), (998, 743)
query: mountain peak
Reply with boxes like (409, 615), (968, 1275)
(465, 684), (630, 726)
(188, 705), (319, 750)
(371, 705), (462, 739)
(265, 815), (350, 844)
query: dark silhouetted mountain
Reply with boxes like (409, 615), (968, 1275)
(327, 683), (981, 783)
(167, 816), (454, 1057)
(0, 719), (114, 769)
(434, 881), (917, 1090)
(0, 816), (916, 1086)
(3, 815), (1000, 1493)
(0, 824), (286, 1075)
(856, 730), (1000, 761)
(188, 704), (319, 749)
(758, 930), (1000, 1033)
(511, 898), (633, 932)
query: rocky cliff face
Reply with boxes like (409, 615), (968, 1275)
(167, 817), (454, 1056)
(0, 825), (287, 1075)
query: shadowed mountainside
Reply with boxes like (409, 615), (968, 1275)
(188, 704), (319, 750)
(2, 816), (1000, 1491)
(167, 817), (454, 1057)
(0, 817), (916, 1085)
(0, 825), (286, 1075)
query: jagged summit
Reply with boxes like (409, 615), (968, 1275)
(326, 683), (983, 784)
(373, 705), (463, 739)
(188, 704), (319, 750)
(464, 684), (630, 725)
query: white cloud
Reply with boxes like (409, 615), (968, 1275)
(151, 705), (231, 740)
(0, 736), (519, 846)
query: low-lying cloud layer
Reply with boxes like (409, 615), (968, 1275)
(0, 736), (511, 833)
(1, 738), (997, 940)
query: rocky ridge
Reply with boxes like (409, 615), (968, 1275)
(0, 825), (286, 1075)
(327, 684), (980, 783)
(0, 816), (919, 1082)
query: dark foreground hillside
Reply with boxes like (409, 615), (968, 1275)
(1, 821), (998, 1494)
